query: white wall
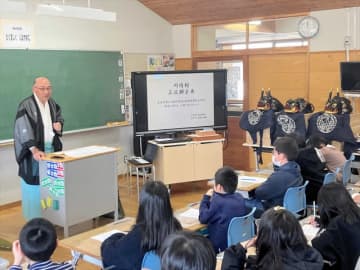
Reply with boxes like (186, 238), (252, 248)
(1, 0), (173, 52)
(172, 24), (191, 58)
(197, 26), (217, 51)
(0, 0), (173, 205)
(310, 7), (360, 52)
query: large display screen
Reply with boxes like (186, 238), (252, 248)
(132, 70), (227, 135)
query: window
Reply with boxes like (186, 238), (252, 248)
(195, 16), (308, 51)
(197, 60), (244, 111)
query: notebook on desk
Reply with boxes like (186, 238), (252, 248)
(238, 176), (267, 183)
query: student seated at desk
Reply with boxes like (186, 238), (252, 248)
(199, 166), (247, 253)
(9, 218), (73, 270)
(101, 181), (182, 270)
(160, 231), (216, 270)
(221, 207), (323, 270)
(309, 134), (346, 181)
(246, 136), (303, 218)
(311, 183), (360, 270)
(288, 133), (327, 203)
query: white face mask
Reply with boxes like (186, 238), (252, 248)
(272, 154), (281, 167)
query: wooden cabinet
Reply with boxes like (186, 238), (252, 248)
(194, 141), (223, 179)
(152, 139), (223, 184)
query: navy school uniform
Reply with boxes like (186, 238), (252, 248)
(199, 192), (247, 253)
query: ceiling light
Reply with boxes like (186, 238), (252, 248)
(249, 20), (262, 25)
(0, 0), (26, 14)
(36, 3), (116, 22)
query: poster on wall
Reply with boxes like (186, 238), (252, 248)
(1, 21), (33, 48)
(147, 54), (175, 71)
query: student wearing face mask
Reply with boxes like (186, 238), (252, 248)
(245, 136), (303, 218)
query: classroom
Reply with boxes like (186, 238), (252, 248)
(1, 0), (360, 269)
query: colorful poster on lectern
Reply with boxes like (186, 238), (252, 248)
(40, 161), (64, 210)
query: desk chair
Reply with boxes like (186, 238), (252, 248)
(307, 171), (338, 214)
(283, 181), (308, 218)
(323, 169), (338, 186)
(342, 154), (355, 186)
(126, 143), (157, 200)
(227, 207), (256, 247)
(126, 160), (155, 199)
(141, 250), (161, 270)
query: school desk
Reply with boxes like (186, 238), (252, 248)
(236, 170), (270, 192)
(59, 208), (206, 267)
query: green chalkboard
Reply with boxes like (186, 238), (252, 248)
(0, 49), (124, 141)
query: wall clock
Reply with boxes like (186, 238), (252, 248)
(298, 16), (320, 39)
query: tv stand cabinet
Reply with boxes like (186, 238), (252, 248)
(150, 139), (224, 184)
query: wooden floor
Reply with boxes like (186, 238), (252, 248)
(0, 175), (209, 269)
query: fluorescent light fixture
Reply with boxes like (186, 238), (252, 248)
(249, 20), (262, 25)
(248, 42), (273, 49)
(36, 3), (116, 22)
(0, 0), (26, 14)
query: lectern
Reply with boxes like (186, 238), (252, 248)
(39, 145), (120, 237)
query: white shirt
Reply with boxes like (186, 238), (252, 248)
(33, 94), (54, 143)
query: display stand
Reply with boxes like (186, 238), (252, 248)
(39, 145), (120, 237)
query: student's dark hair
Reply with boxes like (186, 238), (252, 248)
(19, 218), (57, 262)
(286, 133), (306, 149)
(160, 231), (216, 270)
(136, 181), (182, 252)
(214, 166), (238, 193)
(273, 136), (299, 161)
(255, 207), (308, 269)
(308, 134), (328, 148)
(317, 182), (360, 229)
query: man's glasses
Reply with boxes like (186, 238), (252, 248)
(36, 86), (52, 91)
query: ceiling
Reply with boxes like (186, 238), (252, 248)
(138, 0), (360, 25)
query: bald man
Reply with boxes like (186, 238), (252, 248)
(14, 77), (64, 220)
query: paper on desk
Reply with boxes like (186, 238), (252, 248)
(64, 146), (116, 158)
(91, 229), (126, 242)
(302, 224), (319, 241)
(179, 208), (199, 219)
(238, 176), (267, 183)
(177, 208), (200, 229)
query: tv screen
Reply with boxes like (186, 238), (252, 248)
(132, 70), (227, 135)
(340, 62), (360, 92)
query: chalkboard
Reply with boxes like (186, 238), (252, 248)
(0, 49), (124, 141)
